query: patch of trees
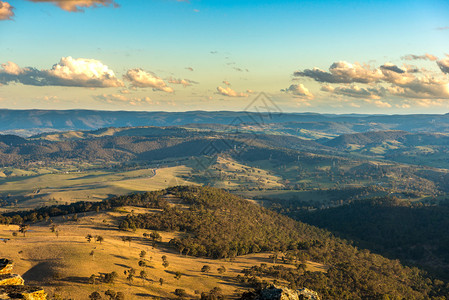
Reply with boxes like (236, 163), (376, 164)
(119, 186), (447, 299)
(292, 196), (449, 280)
(0, 190), (168, 225)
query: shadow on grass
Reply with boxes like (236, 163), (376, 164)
(61, 276), (89, 284)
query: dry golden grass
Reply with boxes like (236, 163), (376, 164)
(0, 208), (326, 299)
(0, 166), (195, 211)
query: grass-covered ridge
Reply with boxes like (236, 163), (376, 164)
(120, 186), (447, 299)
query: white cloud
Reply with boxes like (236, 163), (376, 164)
(281, 84), (314, 99)
(216, 86), (248, 97)
(124, 69), (174, 93)
(0, 1), (13, 20)
(168, 77), (197, 87)
(298, 58), (449, 103)
(0, 57), (123, 87)
(322, 85), (385, 100)
(27, 0), (118, 12)
(294, 61), (383, 84)
(45, 56), (123, 87)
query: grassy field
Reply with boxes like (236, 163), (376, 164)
(0, 207), (327, 299)
(192, 156), (285, 190)
(0, 166), (194, 211)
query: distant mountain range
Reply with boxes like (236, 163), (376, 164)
(2, 109), (449, 136)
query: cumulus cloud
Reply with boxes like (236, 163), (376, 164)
(168, 77), (197, 87)
(402, 53), (437, 61)
(298, 59), (449, 102)
(0, 1), (14, 20)
(27, 0), (118, 12)
(437, 55), (449, 74)
(185, 67), (194, 71)
(0, 57), (123, 87)
(294, 61), (383, 84)
(216, 86), (248, 97)
(322, 85), (385, 100)
(124, 69), (173, 93)
(387, 77), (449, 99)
(281, 84), (314, 99)
(223, 80), (231, 86)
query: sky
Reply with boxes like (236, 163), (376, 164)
(0, 0), (449, 113)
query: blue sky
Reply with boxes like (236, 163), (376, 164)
(0, 0), (448, 113)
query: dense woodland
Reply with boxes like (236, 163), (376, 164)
(1, 186), (449, 298)
(119, 186), (448, 299)
(286, 197), (449, 280)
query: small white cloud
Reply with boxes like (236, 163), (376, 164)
(168, 77), (197, 87)
(281, 84), (314, 99)
(124, 69), (174, 93)
(216, 86), (248, 97)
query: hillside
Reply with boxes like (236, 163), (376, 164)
(289, 197), (449, 280)
(2, 110), (449, 136)
(325, 130), (449, 149)
(0, 186), (447, 299)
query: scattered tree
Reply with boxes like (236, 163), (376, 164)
(19, 224), (29, 237)
(201, 265), (211, 273)
(174, 271), (182, 280)
(86, 234), (93, 243)
(96, 235), (104, 244)
(89, 291), (102, 300)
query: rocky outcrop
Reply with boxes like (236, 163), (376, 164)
(240, 285), (320, 300)
(0, 274), (25, 286)
(0, 259), (46, 300)
(0, 260), (13, 275)
(0, 286), (47, 300)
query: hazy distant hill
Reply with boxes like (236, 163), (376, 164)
(2, 109), (449, 136)
(325, 130), (449, 149)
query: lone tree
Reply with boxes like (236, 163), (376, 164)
(139, 250), (147, 259)
(103, 271), (118, 284)
(50, 224), (58, 233)
(159, 278), (164, 286)
(104, 290), (116, 299)
(150, 231), (162, 246)
(174, 289), (186, 298)
(201, 265), (211, 273)
(122, 236), (132, 247)
(126, 274), (134, 284)
(138, 260), (146, 267)
(88, 274), (97, 284)
(174, 271), (182, 280)
(19, 224), (29, 237)
(96, 235), (104, 244)
(86, 234), (93, 243)
(217, 266), (226, 275)
(89, 291), (102, 300)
